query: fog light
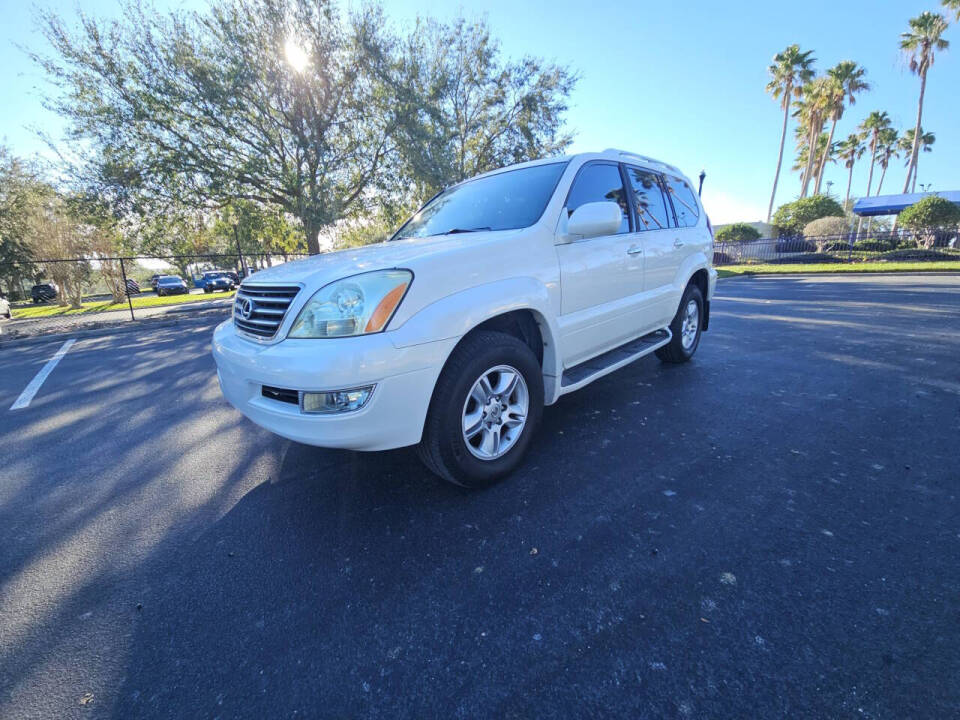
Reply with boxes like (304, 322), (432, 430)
(301, 386), (374, 414)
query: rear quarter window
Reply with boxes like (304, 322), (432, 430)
(664, 175), (701, 228)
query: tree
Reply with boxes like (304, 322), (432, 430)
(814, 61), (869, 195)
(898, 195), (960, 248)
(34, 2), (576, 255)
(765, 44), (815, 222)
(944, 0), (960, 21)
(803, 216), (850, 250)
(859, 111), (892, 198)
(373, 16), (577, 225)
(835, 134), (865, 208)
(898, 128), (935, 193)
(772, 195), (845, 236)
(795, 75), (833, 197)
(792, 128), (829, 189)
(714, 223), (761, 244)
(33, 0), (402, 255)
(900, 12), (949, 194)
(874, 128), (900, 196)
(27, 197), (93, 308)
(0, 148), (50, 297)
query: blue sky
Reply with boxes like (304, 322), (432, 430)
(1, 0), (957, 223)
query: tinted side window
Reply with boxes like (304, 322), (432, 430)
(625, 167), (671, 231)
(664, 175), (700, 228)
(565, 164), (630, 234)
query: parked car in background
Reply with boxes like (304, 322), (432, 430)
(31, 283), (59, 303)
(197, 271), (235, 293)
(213, 149), (716, 487)
(223, 270), (240, 286)
(150, 274), (161, 291)
(155, 276), (189, 296)
(125, 279), (141, 295)
(0, 292), (10, 319)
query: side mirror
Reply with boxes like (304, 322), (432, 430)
(567, 201), (623, 239)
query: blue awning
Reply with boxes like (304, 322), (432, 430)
(853, 191), (960, 216)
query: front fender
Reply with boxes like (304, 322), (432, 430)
(389, 276), (563, 398)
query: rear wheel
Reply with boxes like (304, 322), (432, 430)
(418, 331), (543, 488)
(656, 284), (704, 364)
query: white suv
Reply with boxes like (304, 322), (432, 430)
(213, 150), (716, 487)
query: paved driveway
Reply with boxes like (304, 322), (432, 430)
(0, 274), (958, 718)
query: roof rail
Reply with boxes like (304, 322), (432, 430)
(602, 148), (679, 173)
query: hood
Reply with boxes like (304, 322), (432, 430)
(242, 230), (522, 288)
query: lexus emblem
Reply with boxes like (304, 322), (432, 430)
(236, 296), (254, 320)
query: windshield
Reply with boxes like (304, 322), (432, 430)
(392, 161), (568, 240)
(159, 276), (181, 283)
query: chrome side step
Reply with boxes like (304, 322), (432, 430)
(559, 328), (671, 392)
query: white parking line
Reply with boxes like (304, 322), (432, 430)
(9, 339), (77, 411)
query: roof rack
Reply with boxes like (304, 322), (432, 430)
(602, 148), (680, 173)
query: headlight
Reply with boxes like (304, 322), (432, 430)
(288, 269), (412, 339)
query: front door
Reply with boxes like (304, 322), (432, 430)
(555, 162), (643, 367)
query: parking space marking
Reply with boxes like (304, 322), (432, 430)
(9, 339), (77, 410)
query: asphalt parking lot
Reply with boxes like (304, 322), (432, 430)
(0, 274), (958, 719)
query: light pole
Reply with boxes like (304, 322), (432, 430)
(697, 170), (706, 197)
(825, 180), (834, 196)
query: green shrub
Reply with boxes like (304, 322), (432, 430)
(880, 248), (958, 262)
(803, 216), (849, 237)
(853, 238), (896, 252)
(714, 222), (761, 244)
(898, 196), (960, 232)
(772, 195), (846, 236)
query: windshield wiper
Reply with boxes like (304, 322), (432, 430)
(442, 226), (492, 234)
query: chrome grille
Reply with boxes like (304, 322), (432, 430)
(233, 284), (301, 339)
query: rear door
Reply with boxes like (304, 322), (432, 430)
(555, 162), (642, 367)
(660, 173), (704, 319)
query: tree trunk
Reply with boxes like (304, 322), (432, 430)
(903, 69), (927, 193)
(766, 90), (792, 223)
(876, 162), (888, 195)
(865, 137), (877, 197)
(303, 217), (321, 255)
(815, 115), (838, 195)
(911, 155), (920, 193)
(800, 116), (820, 197)
(844, 161), (854, 209)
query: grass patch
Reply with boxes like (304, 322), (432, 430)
(12, 290), (236, 319)
(717, 261), (960, 278)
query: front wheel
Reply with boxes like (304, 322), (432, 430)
(656, 284), (704, 364)
(418, 331), (544, 488)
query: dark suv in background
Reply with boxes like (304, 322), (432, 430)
(31, 283), (59, 303)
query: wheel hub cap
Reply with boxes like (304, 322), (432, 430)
(681, 299), (699, 350)
(462, 365), (529, 460)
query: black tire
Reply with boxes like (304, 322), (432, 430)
(655, 284), (704, 364)
(418, 330), (544, 488)
(158, 289), (164, 297)
(204, 287), (212, 294)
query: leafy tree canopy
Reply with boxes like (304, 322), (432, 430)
(32, 0), (576, 253)
(898, 195), (960, 230)
(803, 216), (850, 237)
(773, 195), (845, 236)
(714, 223), (761, 244)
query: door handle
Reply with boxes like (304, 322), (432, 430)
(673, 238), (685, 248)
(627, 245), (643, 255)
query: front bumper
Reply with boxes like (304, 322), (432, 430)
(212, 320), (458, 451)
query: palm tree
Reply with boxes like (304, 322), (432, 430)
(765, 45), (815, 222)
(943, 0), (960, 21)
(874, 128), (900, 195)
(796, 76), (833, 197)
(900, 12), (949, 193)
(792, 129), (830, 189)
(899, 128), (936, 192)
(814, 61), (869, 195)
(835, 134), (865, 209)
(859, 111), (891, 198)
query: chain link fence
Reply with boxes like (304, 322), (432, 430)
(713, 229), (960, 266)
(0, 251), (308, 340)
